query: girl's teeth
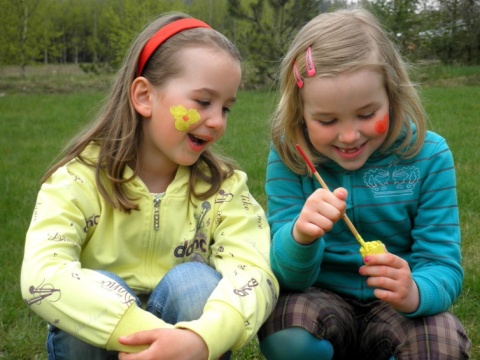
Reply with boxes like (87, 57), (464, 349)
(189, 134), (205, 145)
(340, 147), (358, 154)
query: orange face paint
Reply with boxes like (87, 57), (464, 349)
(170, 105), (200, 131)
(375, 113), (389, 135)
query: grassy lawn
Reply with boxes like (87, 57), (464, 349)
(421, 86), (480, 358)
(0, 69), (478, 358)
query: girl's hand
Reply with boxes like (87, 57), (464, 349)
(359, 253), (419, 313)
(293, 187), (347, 245)
(118, 328), (208, 360)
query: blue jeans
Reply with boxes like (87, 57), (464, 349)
(47, 262), (222, 360)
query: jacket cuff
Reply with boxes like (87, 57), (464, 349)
(275, 220), (323, 264)
(174, 302), (245, 360)
(107, 304), (173, 352)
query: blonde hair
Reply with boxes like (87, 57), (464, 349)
(271, 8), (427, 174)
(42, 12), (242, 212)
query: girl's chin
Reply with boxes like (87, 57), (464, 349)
(328, 153), (367, 171)
(177, 153), (203, 167)
(337, 161), (365, 171)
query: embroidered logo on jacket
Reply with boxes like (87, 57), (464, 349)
(233, 278), (259, 297)
(24, 279), (61, 306)
(174, 201), (211, 259)
(215, 189), (234, 203)
(174, 233), (208, 258)
(363, 157), (420, 197)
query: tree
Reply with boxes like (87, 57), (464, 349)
(38, 0), (63, 64)
(1, 0), (478, 81)
(103, 0), (187, 67)
(0, 0), (18, 67)
(228, 0), (324, 88)
(363, 0), (422, 60)
(187, 0), (233, 36)
(457, 0), (480, 64)
(408, 0), (480, 64)
(0, 0), (45, 76)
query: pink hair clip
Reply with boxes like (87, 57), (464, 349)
(293, 47), (316, 88)
(293, 61), (304, 88)
(305, 47), (316, 77)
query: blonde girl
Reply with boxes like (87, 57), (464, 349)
(259, 8), (470, 360)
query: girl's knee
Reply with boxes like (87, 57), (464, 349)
(95, 270), (141, 307)
(395, 313), (471, 359)
(260, 327), (334, 360)
(155, 262), (221, 295)
(148, 262), (221, 323)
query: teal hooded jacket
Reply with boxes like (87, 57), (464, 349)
(266, 129), (463, 318)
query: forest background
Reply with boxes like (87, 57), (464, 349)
(1, 0), (479, 88)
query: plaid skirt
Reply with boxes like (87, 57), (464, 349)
(258, 287), (471, 360)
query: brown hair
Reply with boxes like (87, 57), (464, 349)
(42, 12), (242, 212)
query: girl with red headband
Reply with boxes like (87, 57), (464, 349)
(21, 12), (278, 360)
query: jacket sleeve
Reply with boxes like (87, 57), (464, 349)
(175, 170), (279, 360)
(405, 136), (464, 317)
(265, 147), (324, 291)
(20, 164), (170, 352)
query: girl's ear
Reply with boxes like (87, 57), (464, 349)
(131, 77), (153, 117)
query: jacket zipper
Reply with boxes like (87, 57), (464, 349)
(153, 195), (161, 231)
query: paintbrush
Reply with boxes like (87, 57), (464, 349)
(295, 144), (386, 256)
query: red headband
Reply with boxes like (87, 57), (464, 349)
(137, 18), (211, 76)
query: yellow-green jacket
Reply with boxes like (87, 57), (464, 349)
(21, 145), (278, 359)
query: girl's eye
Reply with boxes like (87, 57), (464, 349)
(318, 119), (337, 126)
(196, 100), (231, 115)
(358, 112), (375, 120)
(197, 100), (210, 107)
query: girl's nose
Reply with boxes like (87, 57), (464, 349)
(338, 123), (360, 144)
(204, 108), (226, 129)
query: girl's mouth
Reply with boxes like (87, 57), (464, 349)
(187, 133), (213, 152)
(334, 142), (366, 159)
(338, 147), (360, 154)
(188, 134), (208, 146)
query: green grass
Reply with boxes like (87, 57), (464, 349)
(422, 87), (480, 357)
(414, 64), (480, 87)
(0, 64), (113, 95)
(0, 93), (105, 359)
(1, 80), (479, 358)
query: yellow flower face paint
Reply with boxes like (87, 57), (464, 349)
(170, 105), (200, 131)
